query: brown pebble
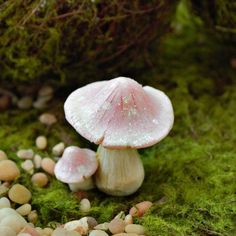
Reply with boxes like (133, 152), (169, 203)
(0, 160), (20, 181)
(108, 218), (125, 234)
(129, 201), (153, 217)
(0, 94), (11, 111)
(41, 157), (55, 175)
(27, 210), (38, 224)
(8, 184), (32, 204)
(31, 172), (49, 187)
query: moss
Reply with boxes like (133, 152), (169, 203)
(0, 0), (178, 84)
(0, 1), (236, 235)
(190, 0), (236, 37)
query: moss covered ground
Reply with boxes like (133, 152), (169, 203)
(0, 1), (236, 235)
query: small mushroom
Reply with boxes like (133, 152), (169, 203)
(64, 77), (174, 196)
(54, 146), (97, 191)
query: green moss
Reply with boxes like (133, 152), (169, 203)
(0, 0), (177, 83)
(0, 1), (236, 235)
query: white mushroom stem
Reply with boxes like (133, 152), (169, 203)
(95, 145), (145, 196)
(68, 177), (95, 192)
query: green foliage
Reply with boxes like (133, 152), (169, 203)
(0, 0), (177, 83)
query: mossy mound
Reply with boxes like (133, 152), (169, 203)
(0, 0), (177, 84)
(190, 0), (236, 40)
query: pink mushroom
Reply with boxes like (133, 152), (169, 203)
(64, 77), (174, 196)
(54, 146), (98, 191)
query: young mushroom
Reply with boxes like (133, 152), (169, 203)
(64, 77), (174, 196)
(54, 146), (98, 191)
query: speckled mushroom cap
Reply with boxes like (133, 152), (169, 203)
(54, 146), (97, 183)
(64, 77), (174, 149)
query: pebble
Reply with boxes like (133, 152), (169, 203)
(21, 160), (34, 174)
(38, 86), (54, 97)
(33, 154), (42, 169)
(0, 160), (20, 181)
(0, 197), (11, 208)
(16, 204), (32, 216)
(31, 173), (48, 187)
(33, 98), (48, 109)
(0, 226), (16, 236)
(79, 198), (91, 213)
(0, 185), (9, 196)
(64, 217), (88, 235)
(39, 113), (57, 126)
(17, 149), (34, 160)
(124, 215), (133, 225)
(0, 150), (7, 161)
(52, 228), (81, 236)
(108, 219), (125, 234)
(89, 230), (109, 236)
(94, 222), (109, 231)
(43, 227), (54, 235)
(19, 225), (39, 236)
(17, 233), (31, 236)
(125, 224), (145, 235)
(52, 142), (65, 156)
(41, 158), (55, 175)
(129, 201), (153, 217)
(0, 214), (27, 233)
(8, 184), (32, 204)
(86, 217), (98, 229)
(35, 136), (47, 150)
(112, 234), (138, 236)
(17, 96), (33, 110)
(27, 211), (38, 224)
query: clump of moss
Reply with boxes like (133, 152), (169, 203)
(190, 0), (236, 38)
(0, 0), (178, 84)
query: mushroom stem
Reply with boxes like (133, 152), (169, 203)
(95, 145), (145, 196)
(68, 177), (95, 192)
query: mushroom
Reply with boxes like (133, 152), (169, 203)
(64, 77), (174, 196)
(54, 146), (98, 191)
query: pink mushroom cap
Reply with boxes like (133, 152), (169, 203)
(54, 146), (98, 183)
(64, 77), (174, 149)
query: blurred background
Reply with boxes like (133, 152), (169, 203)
(0, 0), (235, 235)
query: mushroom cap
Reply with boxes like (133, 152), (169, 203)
(64, 77), (174, 149)
(54, 146), (97, 183)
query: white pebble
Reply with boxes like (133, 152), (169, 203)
(64, 217), (88, 235)
(16, 204), (31, 216)
(0, 185), (9, 196)
(17, 233), (31, 236)
(17, 149), (34, 160)
(0, 214), (27, 233)
(94, 222), (109, 231)
(33, 154), (42, 169)
(52, 228), (81, 236)
(33, 98), (48, 109)
(89, 230), (109, 236)
(38, 86), (54, 97)
(124, 214), (133, 225)
(0, 151), (7, 161)
(35, 136), (47, 150)
(17, 96), (32, 110)
(125, 224), (145, 235)
(39, 113), (57, 126)
(79, 198), (91, 213)
(0, 226), (16, 236)
(0, 197), (11, 208)
(52, 142), (65, 156)
(21, 160), (34, 174)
